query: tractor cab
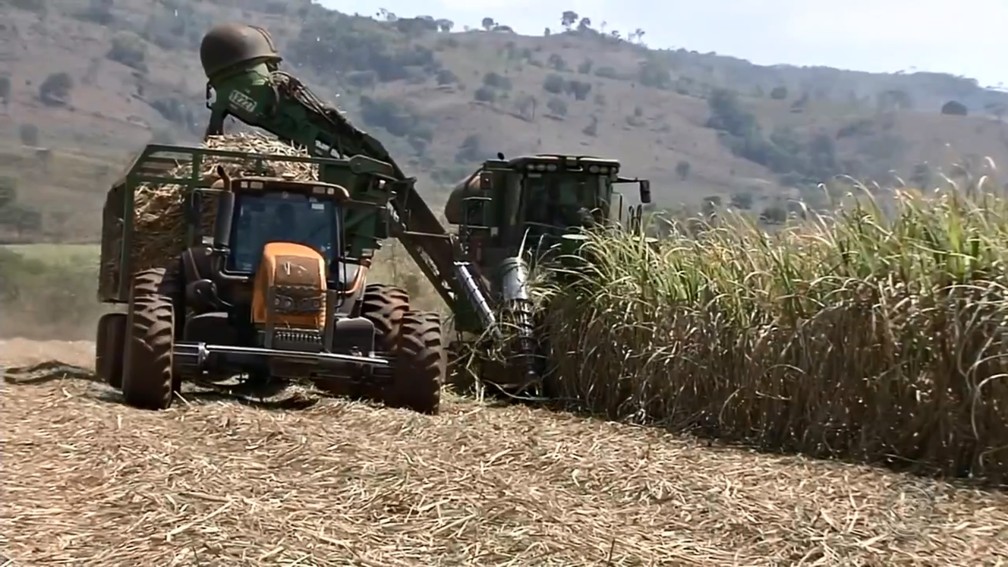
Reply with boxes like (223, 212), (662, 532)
(222, 176), (346, 278)
(186, 172), (357, 349)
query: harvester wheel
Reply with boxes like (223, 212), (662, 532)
(383, 310), (444, 415)
(95, 312), (126, 389)
(121, 269), (177, 410)
(359, 283), (410, 351)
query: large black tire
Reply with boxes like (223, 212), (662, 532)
(382, 310), (445, 415)
(121, 268), (177, 410)
(132, 262), (185, 337)
(359, 283), (410, 351)
(95, 312), (126, 389)
(313, 284), (408, 399)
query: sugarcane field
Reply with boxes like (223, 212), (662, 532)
(2, 2), (1008, 565)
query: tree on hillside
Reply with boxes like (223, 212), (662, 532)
(547, 53), (567, 71)
(19, 123), (38, 147)
(577, 17), (591, 32)
(38, 72), (73, 106)
(481, 17), (495, 31)
(941, 100), (968, 116)
(0, 178), (15, 209)
(78, 0), (114, 25)
(0, 76), (9, 107)
(561, 11), (578, 30)
(107, 32), (148, 72)
(435, 18), (453, 32)
(675, 160), (691, 180)
(456, 134), (483, 163)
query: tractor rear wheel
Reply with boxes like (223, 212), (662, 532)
(121, 268), (177, 410)
(95, 312), (126, 388)
(359, 283), (410, 351)
(383, 310), (444, 415)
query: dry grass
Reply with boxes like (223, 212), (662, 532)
(537, 172), (1008, 485)
(1, 341), (1007, 566)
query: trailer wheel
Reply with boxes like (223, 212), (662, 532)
(384, 310), (444, 415)
(359, 283), (410, 351)
(121, 269), (177, 410)
(95, 312), (127, 389)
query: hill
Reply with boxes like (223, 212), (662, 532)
(4, 0), (1008, 241)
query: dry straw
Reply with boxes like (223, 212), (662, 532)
(2, 369), (1007, 565)
(129, 132), (316, 270)
(536, 164), (1008, 485)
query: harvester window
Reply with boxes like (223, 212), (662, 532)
(521, 174), (601, 229)
(227, 192), (339, 273)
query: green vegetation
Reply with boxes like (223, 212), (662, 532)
(535, 174), (1008, 484)
(0, 245), (101, 339)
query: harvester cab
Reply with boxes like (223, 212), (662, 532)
(95, 145), (446, 414)
(445, 153), (652, 265)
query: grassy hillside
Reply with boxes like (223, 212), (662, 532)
(3, 0), (1008, 245)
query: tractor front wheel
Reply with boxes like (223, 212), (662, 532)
(382, 310), (444, 415)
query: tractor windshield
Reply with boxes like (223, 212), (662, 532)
(522, 173), (610, 228)
(227, 191), (340, 273)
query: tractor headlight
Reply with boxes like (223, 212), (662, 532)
(273, 291), (324, 313)
(273, 293), (296, 311)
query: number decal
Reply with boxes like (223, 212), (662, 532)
(228, 90), (258, 113)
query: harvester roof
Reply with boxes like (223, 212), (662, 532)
(505, 154), (622, 173)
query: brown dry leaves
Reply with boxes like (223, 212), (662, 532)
(1, 368), (1006, 567)
(131, 132), (316, 270)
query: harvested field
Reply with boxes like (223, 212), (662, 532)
(2, 341), (1008, 566)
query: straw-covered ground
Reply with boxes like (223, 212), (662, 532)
(538, 174), (1008, 486)
(1, 340), (1007, 566)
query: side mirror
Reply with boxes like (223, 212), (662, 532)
(479, 172), (493, 191)
(186, 279), (221, 312)
(639, 180), (652, 204)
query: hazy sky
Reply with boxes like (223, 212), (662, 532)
(317, 0), (1008, 88)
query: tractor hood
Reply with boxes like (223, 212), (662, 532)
(251, 242), (327, 330)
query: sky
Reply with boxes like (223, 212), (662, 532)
(317, 0), (1008, 89)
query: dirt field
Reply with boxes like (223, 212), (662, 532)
(1, 339), (1007, 566)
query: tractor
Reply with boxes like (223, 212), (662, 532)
(94, 145), (445, 414)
